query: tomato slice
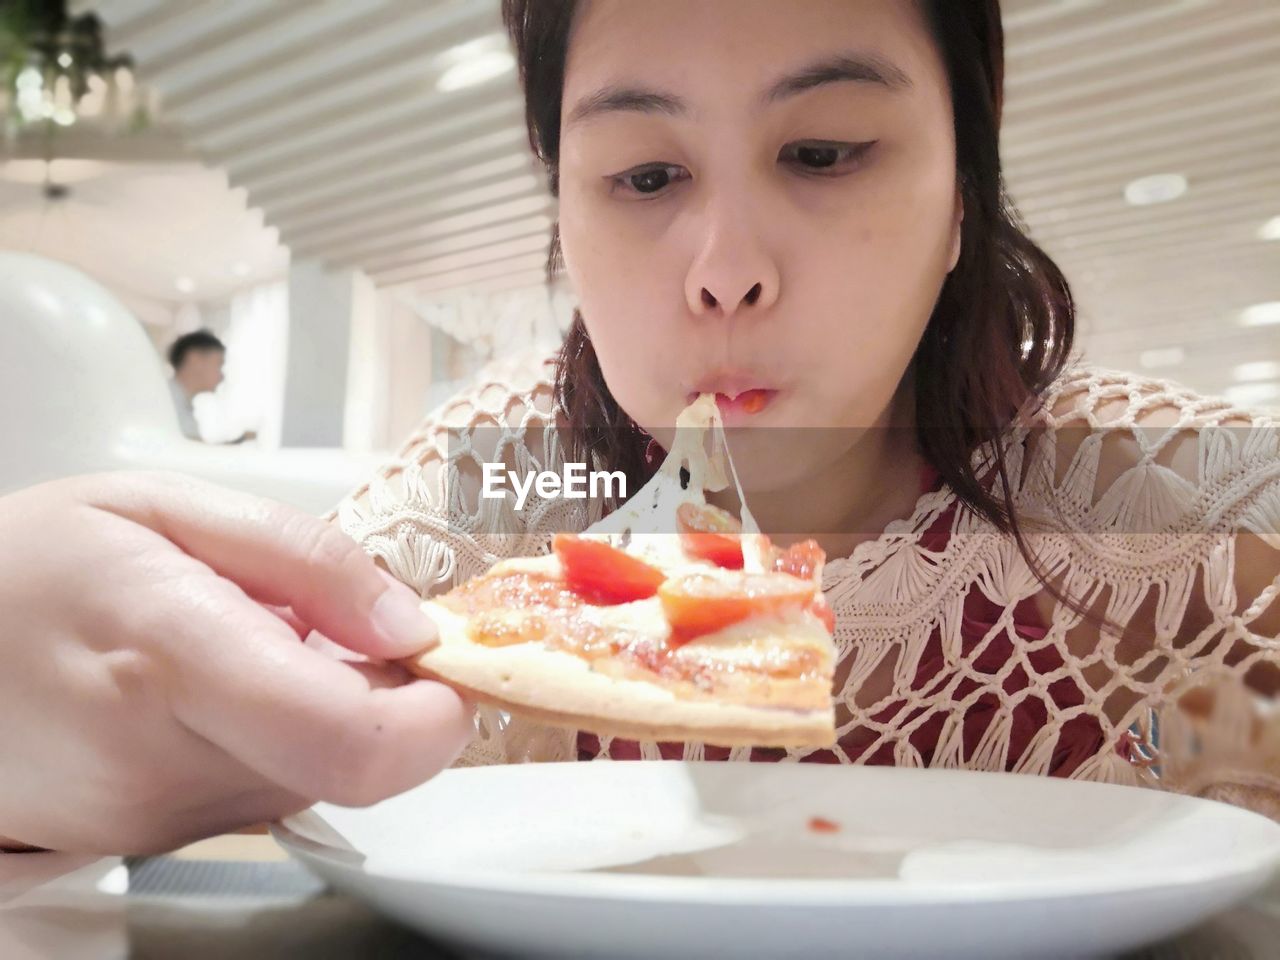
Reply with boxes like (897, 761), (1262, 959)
(658, 572), (816, 643)
(676, 502), (744, 569)
(552, 534), (667, 604)
(772, 539), (826, 581)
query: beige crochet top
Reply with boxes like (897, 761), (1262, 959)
(334, 351), (1280, 817)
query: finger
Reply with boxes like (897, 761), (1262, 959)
(138, 782), (312, 857)
(171, 583), (475, 807)
(304, 629), (370, 664)
(345, 660), (415, 689)
(89, 472), (437, 660)
(261, 603), (309, 640)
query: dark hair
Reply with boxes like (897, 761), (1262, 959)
(502, 0), (1075, 560)
(168, 329), (225, 370)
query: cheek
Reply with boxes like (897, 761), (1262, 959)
(789, 165), (954, 414)
(797, 212), (940, 351)
(559, 195), (684, 425)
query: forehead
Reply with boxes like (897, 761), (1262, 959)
(564, 0), (945, 116)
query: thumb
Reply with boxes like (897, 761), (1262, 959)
(89, 472), (439, 660)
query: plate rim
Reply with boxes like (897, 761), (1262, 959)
(271, 762), (1280, 907)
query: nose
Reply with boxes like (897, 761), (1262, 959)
(696, 281), (763, 313)
(683, 195), (781, 319)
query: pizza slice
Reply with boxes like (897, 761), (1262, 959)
(404, 395), (838, 748)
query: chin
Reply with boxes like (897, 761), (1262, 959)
(721, 432), (840, 495)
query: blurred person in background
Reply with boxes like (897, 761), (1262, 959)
(167, 329), (256, 444)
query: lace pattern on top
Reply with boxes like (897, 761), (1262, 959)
(333, 352), (1280, 812)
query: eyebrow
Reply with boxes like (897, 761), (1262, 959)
(763, 53), (912, 103)
(565, 88), (687, 128)
(564, 52), (911, 129)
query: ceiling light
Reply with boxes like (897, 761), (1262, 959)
(436, 34), (515, 93)
(1259, 216), (1280, 242)
(1225, 382), (1280, 408)
(1138, 347), (1185, 369)
(1241, 302), (1280, 328)
(437, 51), (515, 92)
(1124, 173), (1187, 207)
(175, 276), (195, 294)
(1233, 361), (1280, 383)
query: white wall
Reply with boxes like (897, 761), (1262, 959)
(280, 259), (355, 448)
(201, 282), (290, 447)
(342, 271), (387, 454)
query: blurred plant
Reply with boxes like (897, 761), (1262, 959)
(1, 0), (147, 141)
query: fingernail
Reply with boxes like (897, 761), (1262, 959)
(370, 583), (439, 656)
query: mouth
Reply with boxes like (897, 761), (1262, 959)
(711, 388), (779, 422)
(686, 375), (781, 423)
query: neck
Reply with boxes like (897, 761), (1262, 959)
(174, 373), (198, 400)
(710, 379), (928, 562)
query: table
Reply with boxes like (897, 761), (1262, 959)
(3, 835), (1278, 959)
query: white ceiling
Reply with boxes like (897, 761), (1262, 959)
(0, 155), (288, 309)
(28, 0), (1280, 401)
(999, 0), (1280, 406)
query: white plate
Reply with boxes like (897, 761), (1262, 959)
(272, 762), (1280, 960)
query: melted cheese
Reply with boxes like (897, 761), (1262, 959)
(583, 391), (765, 562)
(671, 613), (835, 673)
(586, 592), (833, 671)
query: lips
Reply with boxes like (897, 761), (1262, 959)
(690, 372), (776, 399)
(687, 373), (780, 423)
(712, 388), (778, 423)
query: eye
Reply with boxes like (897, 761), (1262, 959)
(608, 163), (690, 198)
(780, 140), (877, 175)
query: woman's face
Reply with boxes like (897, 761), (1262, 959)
(557, 0), (962, 486)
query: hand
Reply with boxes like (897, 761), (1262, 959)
(0, 472), (473, 855)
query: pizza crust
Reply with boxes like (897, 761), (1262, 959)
(408, 601), (836, 749)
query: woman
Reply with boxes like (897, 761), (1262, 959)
(1, 0), (1275, 855)
(337, 0), (1279, 805)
